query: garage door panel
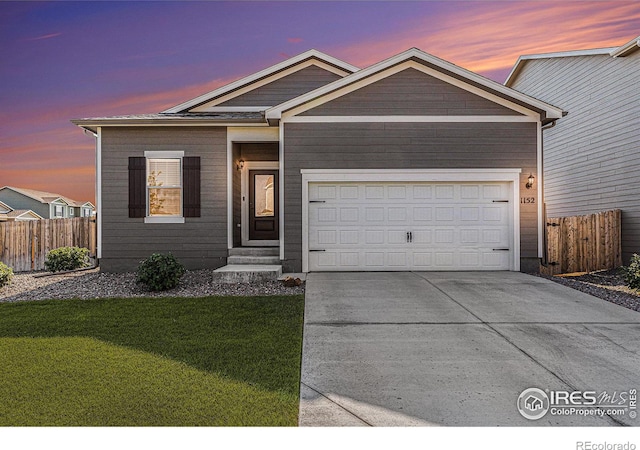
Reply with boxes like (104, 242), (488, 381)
(308, 181), (512, 271)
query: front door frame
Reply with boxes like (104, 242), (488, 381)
(242, 161), (280, 246)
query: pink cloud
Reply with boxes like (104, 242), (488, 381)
(287, 37), (304, 44)
(331, 2), (640, 80)
(26, 32), (62, 41)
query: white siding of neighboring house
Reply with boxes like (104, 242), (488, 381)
(508, 51), (640, 263)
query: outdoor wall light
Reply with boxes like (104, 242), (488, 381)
(236, 159), (245, 171)
(526, 173), (535, 189)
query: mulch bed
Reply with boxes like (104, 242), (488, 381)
(536, 268), (640, 312)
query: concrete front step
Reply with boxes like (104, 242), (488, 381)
(227, 255), (281, 265)
(228, 247), (279, 257)
(212, 264), (282, 283)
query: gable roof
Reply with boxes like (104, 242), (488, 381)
(0, 186), (88, 207)
(0, 200), (13, 213)
(162, 49), (359, 114)
(266, 48), (565, 124)
(7, 209), (44, 220)
(505, 35), (640, 86)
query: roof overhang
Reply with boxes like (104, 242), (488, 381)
(505, 35), (640, 86)
(162, 49), (359, 114)
(266, 48), (565, 125)
(610, 35), (640, 57)
(505, 48), (616, 86)
(71, 113), (269, 134)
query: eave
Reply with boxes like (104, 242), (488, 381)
(267, 48), (565, 125)
(162, 49), (359, 114)
(71, 113), (269, 134)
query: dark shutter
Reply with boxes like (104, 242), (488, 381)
(128, 157), (146, 218)
(183, 156), (201, 217)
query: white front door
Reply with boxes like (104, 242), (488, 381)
(308, 181), (513, 271)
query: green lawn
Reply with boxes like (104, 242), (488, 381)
(0, 295), (305, 426)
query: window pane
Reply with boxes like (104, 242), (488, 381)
(148, 159), (181, 187)
(149, 188), (181, 216)
(254, 174), (274, 217)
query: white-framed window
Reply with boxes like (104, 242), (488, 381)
(144, 151), (184, 223)
(82, 208), (91, 217)
(54, 205), (64, 218)
(69, 207), (75, 217)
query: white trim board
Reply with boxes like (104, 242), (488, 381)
(241, 162), (280, 247)
(143, 151), (185, 224)
(283, 115), (539, 123)
(164, 50), (359, 114)
(281, 60), (536, 119)
(96, 127), (102, 259)
(300, 168), (522, 273)
(278, 123), (285, 260)
(268, 48), (564, 121)
(191, 59), (354, 113)
(226, 127), (280, 250)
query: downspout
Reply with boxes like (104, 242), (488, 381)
(539, 118), (558, 267)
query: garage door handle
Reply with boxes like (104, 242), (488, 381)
(309, 249), (326, 252)
(309, 200), (326, 203)
(492, 200), (509, 203)
(492, 248), (510, 251)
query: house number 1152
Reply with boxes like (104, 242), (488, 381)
(520, 197), (535, 204)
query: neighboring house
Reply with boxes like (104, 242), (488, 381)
(505, 35), (640, 264)
(72, 48), (564, 273)
(0, 200), (43, 222)
(5, 210), (44, 221)
(0, 186), (95, 219)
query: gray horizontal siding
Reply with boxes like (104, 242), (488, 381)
(218, 65), (341, 107)
(283, 122), (538, 272)
(301, 68), (522, 116)
(100, 127), (227, 272)
(510, 51), (640, 262)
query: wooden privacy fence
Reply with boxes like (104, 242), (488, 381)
(542, 209), (622, 276)
(0, 217), (97, 272)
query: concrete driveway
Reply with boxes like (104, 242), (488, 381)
(299, 272), (640, 426)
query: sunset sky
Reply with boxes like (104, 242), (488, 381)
(1, 1), (638, 203)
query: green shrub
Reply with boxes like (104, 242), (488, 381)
(136, 253), (186, 291)
(0, 262), (13, 288)
(622, 253), (640, 290)
(44, 247), (90, 272)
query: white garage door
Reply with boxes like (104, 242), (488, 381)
(308, 182), (512, 271)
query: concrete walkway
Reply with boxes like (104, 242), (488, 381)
(299, 272), (640, 426)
